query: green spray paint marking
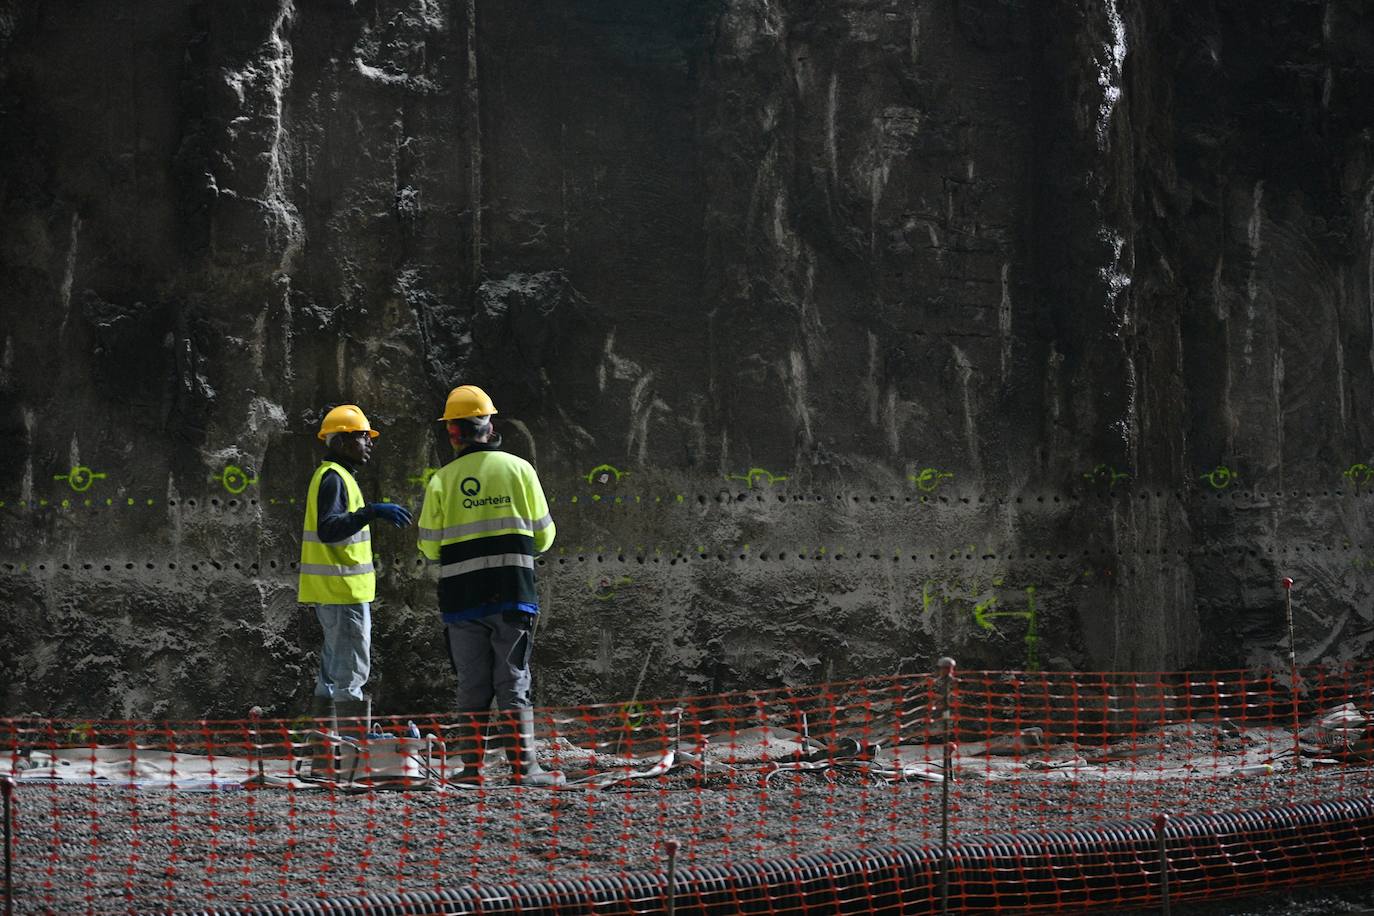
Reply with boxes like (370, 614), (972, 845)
(287, 714), (317, 744)
(586, 464), (630, 485)
(1200, 466), (1238, 490)
(1083, 464), (1129, 487)
(1343, 463), (1374, 491)
(622, 702), (647, 730)
(924, 577), (1039, 671)
(909, 468), (955, 492)
(724, 468), (789, 488)
(407, 467), (440, 487)
(212, 465), (259, 495)
(53, 466), (107, 492)
(66, 722), (96, 746)
(972, 585), (1040, 671)
(589, 575), (633, 601)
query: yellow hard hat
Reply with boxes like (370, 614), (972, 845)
(317, 404), (380, 440)
(439, 385), (498, 421)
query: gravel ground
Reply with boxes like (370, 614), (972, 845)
(8, 759), (1374, 915)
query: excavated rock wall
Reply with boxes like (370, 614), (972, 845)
(2, 0), (1373, 718)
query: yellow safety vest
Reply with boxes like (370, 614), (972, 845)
(298, 461), (376, 604)
(417, 447), (554, 618)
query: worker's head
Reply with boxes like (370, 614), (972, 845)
(325, 429), (374, 465)
(438, 385), (499, 451)
(318, 404), (377, 465)
(447, 415), (494, 450)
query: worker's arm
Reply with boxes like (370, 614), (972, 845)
(416, 475), (444, 562)
(527, 468), (555, 555)
(316, 471), (373, 543)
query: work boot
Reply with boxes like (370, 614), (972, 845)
(334, 697), (372, 743)
(448, 707), (491, 786)
(503, 707), (565, 787)
(333, 697), (371, 782)
(308, 695), (336, 779)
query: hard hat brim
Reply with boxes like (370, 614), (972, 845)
(438, 409), (498, 421)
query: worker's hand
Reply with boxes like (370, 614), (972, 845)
(368, 502), (414, 528)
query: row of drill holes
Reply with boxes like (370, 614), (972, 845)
(15, 490), (1372, 510)
(5, 542), (1367, 574)
(0, 561), (1177, 580)
(562, 548), (1344, 562)
(701, 494), (1082, 505)
(697, 491), (1369, 504)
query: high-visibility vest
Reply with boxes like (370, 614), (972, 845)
(297, 461), (376, 604)
(417, 448), (554, 616)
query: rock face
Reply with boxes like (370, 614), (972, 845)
(2, 0), (1373, 718)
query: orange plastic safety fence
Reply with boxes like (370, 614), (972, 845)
(1, 664), (1371, 914)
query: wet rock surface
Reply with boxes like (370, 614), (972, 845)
(2, 0), (1374, 718)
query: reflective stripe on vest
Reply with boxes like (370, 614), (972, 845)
(418, 513), (551, 542)
(439, 553), (535, 579)
(300, 561), (377, 577)
(301, 529), (373, 545)
(298, 461), (376, 604)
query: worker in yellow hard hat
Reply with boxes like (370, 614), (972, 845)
(418, 385), (562, 786)
(298, 404), (413, 773)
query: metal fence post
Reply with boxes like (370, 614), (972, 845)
(665, 837), (680, 916)
(937, 657), (957, 916)
(2, 774), (14, 916)
(1155, 814), (1170, 916)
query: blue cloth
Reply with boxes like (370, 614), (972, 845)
(441, 600), (537, 625)
(316, 465), (374, 544)
(314, 602), (371, 701)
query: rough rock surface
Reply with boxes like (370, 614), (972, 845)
(2, 0), (1374, 718)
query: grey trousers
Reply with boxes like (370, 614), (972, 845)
(444, 612), (534, 710)
(314, 603), (371, 701)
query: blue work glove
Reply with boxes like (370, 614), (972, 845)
(368, 502), (413, 528)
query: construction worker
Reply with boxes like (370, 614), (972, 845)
(417, 385), (563, 786)
(298, 404), (413, 751)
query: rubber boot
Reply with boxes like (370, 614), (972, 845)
(448, 707), (491, 786)
(334, 697), (371, 743)
(308, 695), (336, 779)
(333, 697), (371, 783)
(504, 707), (565, 787)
